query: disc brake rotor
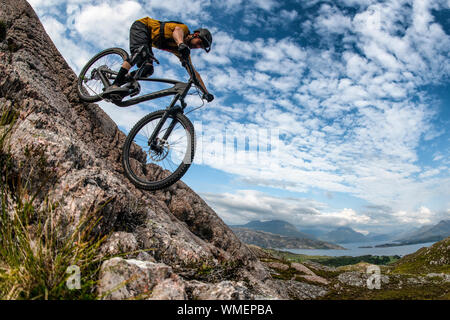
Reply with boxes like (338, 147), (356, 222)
(149, 139), (170, 161)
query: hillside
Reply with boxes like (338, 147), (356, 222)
(249, 237), (450, 300)
(231, 227), (345, 250)
(392, 236), (450, 274)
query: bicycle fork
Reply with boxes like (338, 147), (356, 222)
(148, 95), (183, 151)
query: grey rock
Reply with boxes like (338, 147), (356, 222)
(426, 273), (450, 282)
(407, 276), (426, 285)
(265, 262), (289, 271)
(186, 280), (253, 300)
(337, 271), (368, 287)
(338, 271), (389, 287)
(273, 280), (328, 300)
(381, 275), (390, 285)
(303, 261), (337, 272)
(297, 275), (330, 285)
(98, 257), (175, 300)
(99, 232), (138, 258)
(136, 251), (157, 263)
(290, 262), (316, 276)
(0, 0), (285, 300)
(148, 277), (187, 300)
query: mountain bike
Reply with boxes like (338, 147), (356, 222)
(77, 47), (208, 191)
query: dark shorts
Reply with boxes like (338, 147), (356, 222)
(129, 21), (153, 66)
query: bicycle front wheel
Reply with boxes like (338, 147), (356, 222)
(77, 48), (129, 102)
(122, 110), (195, 191)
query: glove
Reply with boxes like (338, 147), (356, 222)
(178, 43), (190, 58)
(203, 93), (214, 102)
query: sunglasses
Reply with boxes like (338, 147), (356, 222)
(195, 34), (211, 52)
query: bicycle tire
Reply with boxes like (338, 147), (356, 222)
(77, 48), (129, 102)
(122, 110), (195, 191)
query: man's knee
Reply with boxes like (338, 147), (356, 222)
(141, 63), (154, 77)
(128, 45), (152, 67)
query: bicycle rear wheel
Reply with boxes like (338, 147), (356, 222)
(122, 110), (195, 191)
(77, 48), (129, 102)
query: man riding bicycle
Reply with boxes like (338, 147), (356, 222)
(104, 17), (214, 102)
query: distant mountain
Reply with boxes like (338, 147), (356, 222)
(392, 226), (423, 242)
(396, 220), (450, 244)
(365, 232), (395, 242)
(232, 220), (316, 240)
(231, 227), (345, 250)
(296, 227), (329, 238)
(320, 227), (367, 244)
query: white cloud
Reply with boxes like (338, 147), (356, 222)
(279, 9), (298, 21)
(28, 0), (450, 227)
(202, 190), (447, 232)
(248, 0), (280, 11)
(315, 4), (352, 35)
(393, 206), (435, 224)
(74, 1), (143, 48)
(40, 16), (92, 72)
(202, 190), (374, 229)
(143, 0), (210, 23)
(201, 190), (326, 225)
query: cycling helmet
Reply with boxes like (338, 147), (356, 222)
(194, 28), (212, 53)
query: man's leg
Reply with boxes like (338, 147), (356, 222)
(112, 60), (131, 87)
(111, 21), (152, 87)
(129, 21), (154, 78)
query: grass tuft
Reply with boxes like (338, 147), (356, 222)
(0, 103), (108, 299)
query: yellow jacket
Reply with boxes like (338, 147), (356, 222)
(137, 17), (190, 58)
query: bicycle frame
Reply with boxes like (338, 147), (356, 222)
(96, 56), (197, 110)
(99, 58), (198, 152)
(114, 77), (192, 108)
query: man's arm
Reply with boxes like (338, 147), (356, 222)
(186, 57), (209, 94)
(173, 27), (213, 101)
(173, 26), (185, 46)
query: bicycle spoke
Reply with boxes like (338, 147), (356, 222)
(80, 51), (125, 98)
(125, 114), (191, 184)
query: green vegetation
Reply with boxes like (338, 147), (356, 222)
(253, 242), (449, 300)
(264, 248), (330, 263)
(0, 104), (107, 299)
(322, 275), (450, 300)
(263, 248), (401, 267)
(319, 255), (401, 267)
(270, 266), (302, 281)
(392, 238), (450, 275)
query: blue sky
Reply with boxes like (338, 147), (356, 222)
(29, 0), (449, 235)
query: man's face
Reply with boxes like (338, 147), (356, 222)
(188, 35), (204, 49)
